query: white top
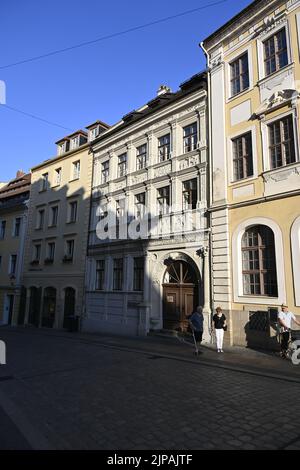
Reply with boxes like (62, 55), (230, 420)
(278, 311), (296, 332)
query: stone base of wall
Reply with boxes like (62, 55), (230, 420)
(225, 309), (281, 351)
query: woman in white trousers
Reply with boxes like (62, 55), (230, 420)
(212, 307), (227, 353)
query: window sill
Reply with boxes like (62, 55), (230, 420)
(62, 257), (73, 264)
(233, 295), (282, 306)
(262, 161), (300, 181)
(69, 177), (80, 183)
(228, 175), (257, 187)
(257, 62), (294, 86)
(227, 86), (252, 103)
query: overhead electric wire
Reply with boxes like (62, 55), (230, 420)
(1, 104), (72, 130)
(0, 0), (229, 70)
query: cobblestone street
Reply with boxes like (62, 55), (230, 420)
(0, 326), (300, 450)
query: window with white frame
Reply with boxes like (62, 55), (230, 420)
(183, 123), (197, 153)
(72, 161), (80, 180)
(263, 28), (288, 77)
(118, 153), (127, 177)
(136, 144), (147, 170)
(133, 257), (144, 291)
(36, 209), (45, 230)
(116, 199), (126, 219)
(157, 186), (170, 215)
(135, 193), (146, 218)
(232, 132), (253, 181)
(13, 217), (21, 237)
(65, 240), (74, 260)
(182, 179), (197, 210)
(242, 225), (278, 297)
(268, 115), (296, 169)
(95, 259), (105, 291)
(99, 203), (108, 221)
(70, 136), (79, 150)
(41, 173), (49, 191)
(9, 254), (17, 276)
(113, 258), (123, 291)
(291, 216), (300, 306)
(102, 161), (109, 183)
(47, 242), (55, 261)
(158, 134), (171, 162)
(58, 143), (64, 155)
(230, 52), (249, 97)
(89, 127), (99, 141)
(49, 206), (58, 227)
(32, 244), (41, 262)
(0, 220), (6, 239)
(55, 168), (62, 185)
(68, 201), (78, 223)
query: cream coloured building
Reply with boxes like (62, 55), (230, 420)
(84, 73), (211, 337)
(22, 124), (109, 329)
(0, 171), (31, 325)
(202, 0), (300, 348)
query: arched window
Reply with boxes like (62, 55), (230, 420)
(42, 287), (56, 328)
(242, 225), (278, 297)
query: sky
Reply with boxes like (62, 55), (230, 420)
(0, 0), (252, 182)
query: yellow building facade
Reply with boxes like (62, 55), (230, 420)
(0, 172), (31, 325)
(21, 125), (108, 329)
(203, 0), (300, 348)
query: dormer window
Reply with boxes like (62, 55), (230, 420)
(70, 136), (80, 150)
(57, 141), (69, 155)
(58, 143), (65, 156)
(89, 127), (99, 142)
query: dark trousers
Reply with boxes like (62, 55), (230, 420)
(194, 331), (203, 343)
(281, 332), (290, 352)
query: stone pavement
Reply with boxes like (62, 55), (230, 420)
(0, 326), (300, 450)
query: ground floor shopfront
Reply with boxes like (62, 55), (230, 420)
(19, 274), (85, 330)
(84, 237), (212, 341)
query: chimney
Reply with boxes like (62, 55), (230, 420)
(16, 170), (25, 178)
(157, 85), (172, 97)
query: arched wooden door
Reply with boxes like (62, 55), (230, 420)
(63, 287), (76, 329)
(162, 260), (199, 331)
